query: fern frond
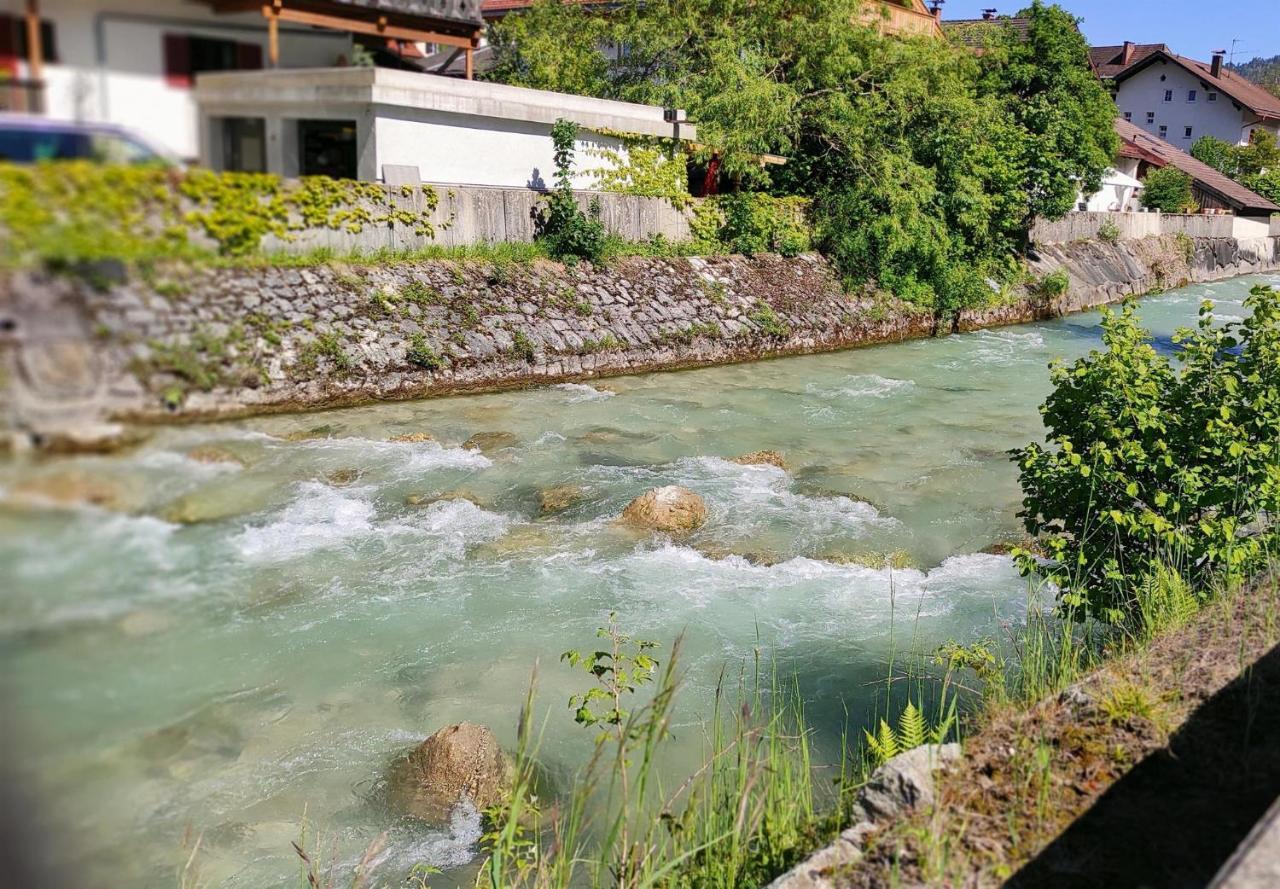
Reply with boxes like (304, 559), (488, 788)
(864, 719), (899, 766)
(899, 701), (926, 750)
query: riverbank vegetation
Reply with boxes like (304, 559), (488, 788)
(488, 0), (1117, 318)
(451, 286), (1280, 887)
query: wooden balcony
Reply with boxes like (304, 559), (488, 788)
(860, 1), (944, 39)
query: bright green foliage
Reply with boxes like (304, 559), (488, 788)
(713, 193), (812, 256)
(976, 1), (1119, 226)
(1242, 170), (1280, 205)
(1014, 286), (1280, 624)
(488, 2), (1115, 317)
(0, 162), (441, 264)
(1140, 167), (1198, 213)
(1192, 130), (1280, 179)
(561, 612), (660, 742)
(863, 699), (955, 768)
(1191, 135), (1243, 177)
(1038, 269), (1070, 298)
(535, 119), (607, 264)
(405, 334), (444, 371)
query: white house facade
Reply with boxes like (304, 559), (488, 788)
(0, 0), (483, 160)
(1109, 49), (1280, 147)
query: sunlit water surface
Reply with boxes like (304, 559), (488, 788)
(3, 273), (1275, 887)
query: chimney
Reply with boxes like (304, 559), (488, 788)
(1122, 40), (1135, 64)
(929, 0), (943, 19)
(1211, 51), (1225, 77)
(982, 8), (997, 20)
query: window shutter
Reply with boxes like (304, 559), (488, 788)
(0, 14), (18, 77)
(237, 41), (262, 70)
(163, 33), (192, 88)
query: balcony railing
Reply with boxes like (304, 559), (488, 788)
(0, 79), (47, 114)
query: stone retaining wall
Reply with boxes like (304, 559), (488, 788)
(2, 236), (1278, 437)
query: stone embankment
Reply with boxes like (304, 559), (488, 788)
(1, 234), (1277, 444)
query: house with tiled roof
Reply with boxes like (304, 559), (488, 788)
(941, 12), (1030, 52)
(1114, 116), (1279, 217)
(1096, 44), (1280, 147)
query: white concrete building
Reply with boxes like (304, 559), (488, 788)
(1096, 45), (1280, 147)
(193, 66), (697, 187)
(0, 0), (483, 160)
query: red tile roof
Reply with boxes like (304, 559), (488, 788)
(942, 16), (1031, 48)
(1114, 116), (1280, 214)
(1089, 43), (1167, 79)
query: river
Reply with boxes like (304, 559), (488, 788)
(2, 272), (1275, 887)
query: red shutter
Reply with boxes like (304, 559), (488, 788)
(237, 41), (262, 70)
(163, 33), (192, 88)
(0, 15), (18, 77)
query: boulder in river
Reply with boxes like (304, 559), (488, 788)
(323, 468), (362, 487)
(387, 722), (511, 822)
(731, 450), (788, 471)
(463, 431), (518, 453)
(34, 422), (149, 456)
(620, 485), (707, 534)
(8, 470), (135, 512)
(186, 445), (245, 467)
(539, 485), (584, 515)
(389, 432), (434, 444)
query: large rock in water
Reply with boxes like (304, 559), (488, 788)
(731, 450), (788, 471)
(387, 722), (511, 822)
(620, 485), (707, 534)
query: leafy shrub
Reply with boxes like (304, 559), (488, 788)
(1140, 167), (1198, 213)
(1097, 220), (1121, 243)
(716, 193), (812, 257)
(748, 301), (790, 338)
(509, 329), (537, 362)
(1037, 268), (1070, 299)
(534, 119), (607, 264)
(405, 334), (444, 370)
(1014, 286), (1280, 624)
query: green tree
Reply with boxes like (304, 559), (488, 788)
(1237, 129), (1280, 176)
(1014, 286), (1280, 624)
(1140, 167), (1197, 212)
(1190, 135), (1241, 177)
(976, 1), (1119, 228)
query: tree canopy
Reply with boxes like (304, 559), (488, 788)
(487, 0), (1118, 315)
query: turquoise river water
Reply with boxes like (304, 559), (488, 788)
(2, 273), (1276, 887)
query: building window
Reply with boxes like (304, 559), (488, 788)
(1146, 111), (1155, 124)
(1208, 91), (1218, 102)
(1123, 111), (1133, 121)
(1164, 89), (1173, 102)
(298, 119), (357, 180)
(1159, 125), (1168, 138)
(0, 14), (60, 68)
(1184, 126), (1193, 139)
(162, 34), (262, 88)
(1187, 89), (1197, 102)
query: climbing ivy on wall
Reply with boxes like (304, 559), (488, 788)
(0, 162), (444, 265)
(586, 133), (693, 206)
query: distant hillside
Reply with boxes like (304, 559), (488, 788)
(1229, 55), (1280, 97)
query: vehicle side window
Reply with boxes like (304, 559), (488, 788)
(0, 129), (90, 161)
(88, 133), (159, 164)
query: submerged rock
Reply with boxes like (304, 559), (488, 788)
(34, 423), (149, 456)
(323, 468), (362, 487)
(117, 609), (174, 638)
(186, 445), (245, 466)
(820, 550), (919, 571)
(620, 485), (707, 534)
(538, 484), (583, 515)
(387, 722), (511, 823)
(389, 432), (434, 443)
(462, 431), (518, 453)
(8, 470), (135, 512)
(731, 450), (788, 471)
(405, 489), (488, 508)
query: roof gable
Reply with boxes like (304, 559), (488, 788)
(1112, 49), (1280, 121)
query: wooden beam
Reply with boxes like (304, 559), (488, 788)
(267, 8), (279, 67)
(464, 46), (473, 80)
(253, 5), (476, 48)
(24, 0), (43, 81)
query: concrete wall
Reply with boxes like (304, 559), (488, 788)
(1031, 211), (1279, 244)
(195, 67), (696, 187)
(1115, 60), (1279, 146)
(260, 183), (694, 253)
(1, 0), (350, 159)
